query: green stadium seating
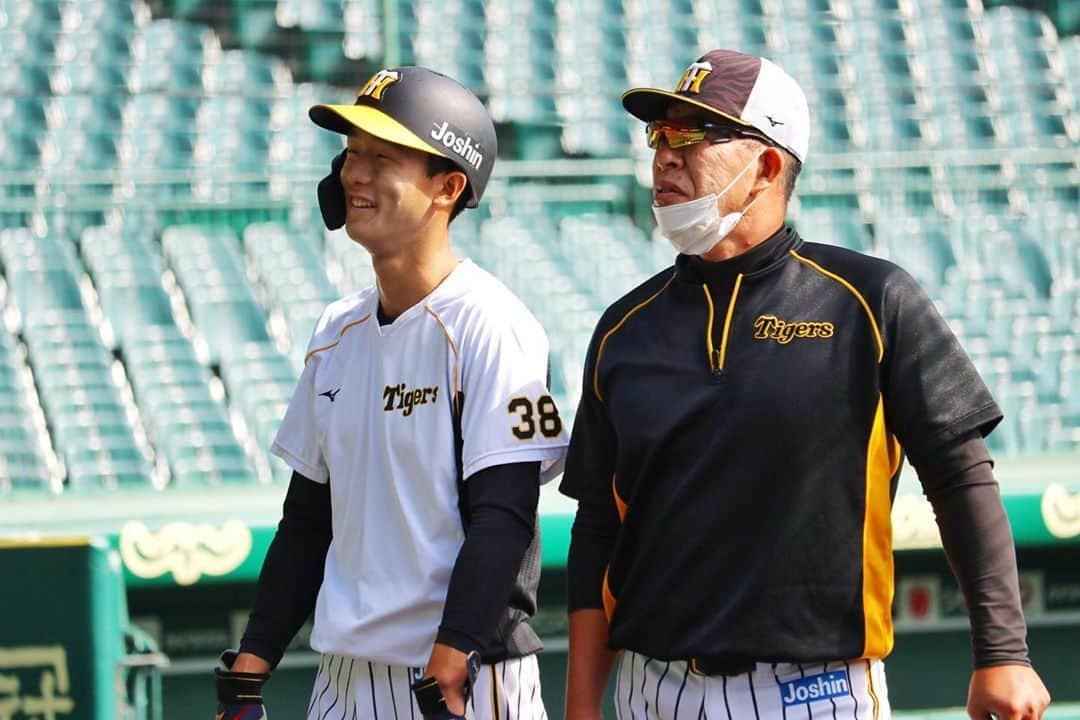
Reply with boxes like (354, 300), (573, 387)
(0, 56), (51, 94)
(0, 0), (1077, 491)
(126, 19), (216, 94)
(341, 0), (383, 60)
(881, 222), (958, 293)
(0, 338), (55, 493)
(277, 0), (343, 32)
(796, 207), (872, 253)
(204, 48), (291, 94)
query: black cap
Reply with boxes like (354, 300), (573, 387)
(310, 67), (497, 207)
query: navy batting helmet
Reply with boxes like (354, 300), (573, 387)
(310, 66), (497, 208)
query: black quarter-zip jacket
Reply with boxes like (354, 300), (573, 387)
(560, 226), (1004, 664)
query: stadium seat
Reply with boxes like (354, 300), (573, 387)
(126, 19), (217, 93)
(879, 220), (957, 293)
(557, 214), (655, 303)
(483, 0), (559, 124)
(794, 207), (871, 252)
(6, 269), (86, 323)
(276, 0), (343, 31)
(0, 452), (54, 493)
(411, 0), (485, 88)
(203, 49), (292, 95)
(66, 458), (155, 490)
(1062, 36), (1080, 108)
(0, 57), (52, 95)
(0, 335), (56, 493)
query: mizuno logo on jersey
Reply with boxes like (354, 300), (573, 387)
(753, 314), (835, 344)
(319, 388), (341, 402)
(383, 383), (439, 416)
(430, 121), (484, 169)
(779, 670), (851, 706)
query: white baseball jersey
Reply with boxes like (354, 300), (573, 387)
(272, 259), (568, 667)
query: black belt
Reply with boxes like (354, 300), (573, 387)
(687, 656), (758, 677)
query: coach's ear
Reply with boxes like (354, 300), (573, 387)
(318, 149), (348, 230)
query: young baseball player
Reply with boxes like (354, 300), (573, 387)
(561, 49), (1051, 720)
(213, 66), (568, 720)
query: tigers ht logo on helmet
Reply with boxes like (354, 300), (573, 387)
(359, 69), (400, 100)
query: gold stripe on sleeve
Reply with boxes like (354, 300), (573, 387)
(304, 314), (372, 364)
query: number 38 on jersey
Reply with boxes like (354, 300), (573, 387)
(507, 395), (563, 440)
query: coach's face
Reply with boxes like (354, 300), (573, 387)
(652, 102), (762, 216)
(339, 130), (447, 254)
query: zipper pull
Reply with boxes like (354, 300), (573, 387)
(711, 348), (723, 375)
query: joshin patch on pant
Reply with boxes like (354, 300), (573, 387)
(778, 670), (852, 707)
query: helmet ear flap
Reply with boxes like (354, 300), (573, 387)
(317, 149), (348, 230)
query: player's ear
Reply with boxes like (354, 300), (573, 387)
(432, 169), (468, 213)
(751, 145), (784, 194)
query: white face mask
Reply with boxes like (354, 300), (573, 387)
(652, 150), (764, 256)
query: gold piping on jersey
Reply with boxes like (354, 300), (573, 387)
(424, 305), (462, 410)
(790, 251), (885, 362)
(702, 285), (717, 372)
(701, 273), (743, 373)
(304, 314), (372, 364)
(865, 659), (881, 720)
(602, 567), (617, 621)
(862, 397), (901, 660)
(602, 475), (627, 623)
(718, 273), (743, 371)
(593, 270), (678, 402)
(612, 475), (628, 521)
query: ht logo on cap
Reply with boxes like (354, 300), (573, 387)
(676, 61), (712, 94)
(359, 69), (400, 100)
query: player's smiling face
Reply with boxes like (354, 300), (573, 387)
(339, 131), (447, 253)
(652, 103), (761, 212)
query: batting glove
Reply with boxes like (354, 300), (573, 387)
(411, 650), (481, 720)
(317, 149), (348, 230)
(214, 649), (269, 720)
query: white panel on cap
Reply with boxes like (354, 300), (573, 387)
(740, 57), (810, 162)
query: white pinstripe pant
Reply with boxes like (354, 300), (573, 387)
(614, 651), (891, 720)
(305, 653), (549, 720)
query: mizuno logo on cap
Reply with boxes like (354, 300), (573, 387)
(430, 121), (484, 170)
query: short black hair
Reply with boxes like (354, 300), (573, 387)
(426, 155), (470, 222)
(779, 151), (802, 203)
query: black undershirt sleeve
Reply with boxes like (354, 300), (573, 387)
(435, 461), (541, 654)
(566, 488), (621, 612)
(239, 470), (332, 669)
(910, 432), (1030, 668)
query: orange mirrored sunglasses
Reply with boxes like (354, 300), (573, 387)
(646, 120), (771, 149)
